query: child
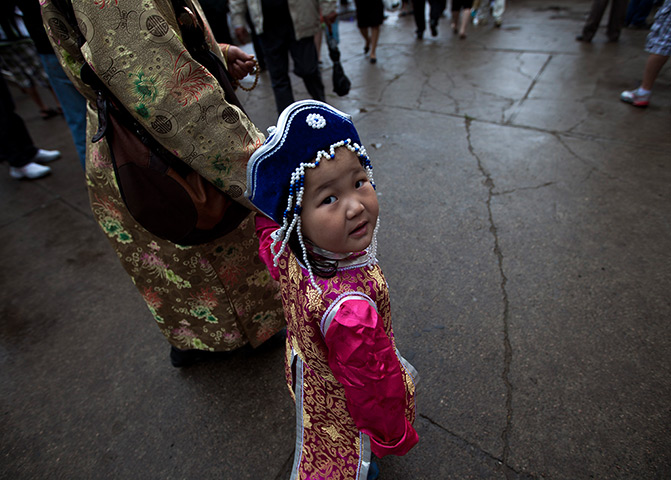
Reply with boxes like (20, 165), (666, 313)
(246, 100), (419, 479)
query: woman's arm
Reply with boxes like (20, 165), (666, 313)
(50, 0), (263, 208)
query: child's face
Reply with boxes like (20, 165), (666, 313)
(301, 147), (379, 254)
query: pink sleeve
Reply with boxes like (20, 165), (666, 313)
(324, 298), (418, 458)
(254, 214), (280, 281)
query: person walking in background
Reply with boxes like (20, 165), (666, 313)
(230, 0), (337, 114)
(199, 0), (234, 43)
(0, 5), (62, 121)
(412, 0), (447, 39)
(354, 0), (384, 63)
(621, 0), (671, 106)
(248, 100), (419, 480)
(625, 0), (656, 28)
(472, 0), (505, 27)
(0, 74), (60, 180)
(17, 0), (87, 169)
(576, 0), (628, 42)
(452, 0), (474, 38)
(41, 0), (286, 367)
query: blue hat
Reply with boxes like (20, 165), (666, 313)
(246, 100), (370, 223)
(245, 100), (376, 286)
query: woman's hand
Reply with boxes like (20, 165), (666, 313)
(221, 44), (256, 80)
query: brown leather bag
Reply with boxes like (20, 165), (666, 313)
(101, 105), (250, 245)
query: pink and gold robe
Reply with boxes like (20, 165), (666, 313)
(257, 219), (419, 480)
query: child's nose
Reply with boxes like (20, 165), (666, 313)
(346, 197), (365, 218)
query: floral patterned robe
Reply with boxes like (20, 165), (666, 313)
(41, 0), (285, 351)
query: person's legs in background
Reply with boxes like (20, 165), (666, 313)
(368, 26), (380, 62)
(620, 2), (670, 107)
(577, 0), (609, 42)
(290, 35), (326, 103)
(620, 53), (669, 106)
(606, 0), (628, 41)
(39, 53), (87, 169)
(492, 0), (505, 26)
(412, 0), (427, 38)
(626, 0), (655, 27)
(0, 75), (60, 179)
(259, 24), (294, 114)
(429, 0), (447, 36)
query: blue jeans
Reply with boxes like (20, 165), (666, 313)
(39, 53), (87, 169)
(626, 0), (654, 25)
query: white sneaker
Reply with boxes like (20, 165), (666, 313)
(9, 162), (52, 179)
(33, 148), (61, 163)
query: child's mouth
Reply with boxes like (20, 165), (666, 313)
(349, 221), (368, 238)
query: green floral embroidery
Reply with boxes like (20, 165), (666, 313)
(191, 338), (213, 351)
(131, 71), (158, 102)
(251, 311), (277, 325)
(101, 217), (133, 244)
(148, 305), (165, 323)
(248, 269), (271, 287)
(166, 269), (192, 289)
(135, 103), (150, 118)
(190, 305), (218, 323)
(211, 154), (232, 175)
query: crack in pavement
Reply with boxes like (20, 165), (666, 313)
(505, 54), (553, 126)
(465, 117), (515, 480)
(420, 414), (538, 479)
(495, 181), (555, 196)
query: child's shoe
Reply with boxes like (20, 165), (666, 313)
(367, 460), (380, 480)
(620, 88), (650, 107)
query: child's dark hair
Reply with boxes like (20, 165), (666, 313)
(287, 216), (338, 278)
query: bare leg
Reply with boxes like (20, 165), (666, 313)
(22, 85), (49, 112)
(48, 86), (62, 110)
(641, 54), (669, 91)
(359, 27), (370, 54)
(369, 26), (380, 62)
(459, 8), (471, 37)
(451, 10), (459, 32)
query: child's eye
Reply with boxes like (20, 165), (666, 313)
(322, 195), (336, 205)
(355, 179), (367, 188)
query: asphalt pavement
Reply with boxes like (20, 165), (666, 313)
(1, 1), (670, 478)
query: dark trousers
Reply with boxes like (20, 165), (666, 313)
(0, 75), (37, 168)
(625, 0), (654, 26)
(259, 22), (325, 114)
(412, 0), (447, 33)
(581, 0), (628, 41)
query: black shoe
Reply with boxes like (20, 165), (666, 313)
(416, 30), (424, 40)
(169, 346), (232, 367)
(170, 346), (204, 367)
(575, 34), (591, 43)
(430, 19), (438, 36)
